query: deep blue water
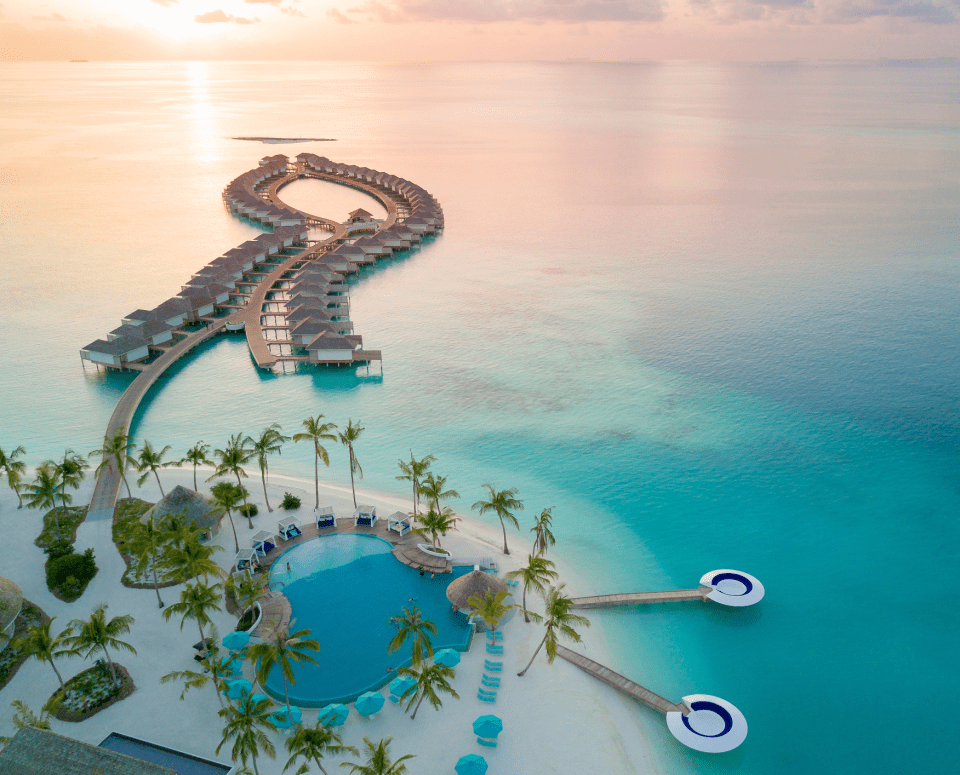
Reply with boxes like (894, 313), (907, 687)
(1, 60), (958, 774)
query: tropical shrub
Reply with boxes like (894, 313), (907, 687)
(43, 539), (74, 561)
(280, 492), (301, 510)
(46, 549), (97, 600)
(239, 503), (259, 518)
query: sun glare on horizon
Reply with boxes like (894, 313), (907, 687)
(104, 0), (252, 41)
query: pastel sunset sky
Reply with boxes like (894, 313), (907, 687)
(1, 0), (958, 60)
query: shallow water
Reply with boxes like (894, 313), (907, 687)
(1, 60), (958, 774)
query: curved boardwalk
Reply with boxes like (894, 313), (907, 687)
(85, 154), (443, 521)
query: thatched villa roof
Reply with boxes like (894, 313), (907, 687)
(0, 727), (176, 775)
(142, 485), (220, 531)
(446, 569), (508, 611)
(0, 576), (23, 633)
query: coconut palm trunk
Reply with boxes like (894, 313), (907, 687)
(237, 473), (253, 529)
(225, 508), (240, 553)
(260, 464), (272, 513)
(47, 658), (66, 691)
(518, 629), (550, 677)
(101, 643), (119, 689)
(151, 560), (164, 608)
(348, 446), (357, 508)
(312, 448), (319, 509)
(153, 469), (165, 498)
(410, 692), (427, 720)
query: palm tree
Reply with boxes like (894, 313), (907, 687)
(165, 531), (223, 584)
(293, 415), (337, 510)
(386, 605), (437, 666)
(163, 580), (223, 649)
(50, 450), (88, 515)
(136, 441), (179, 498)
(413, 506), (457, 551)
(227, 572), (270, 622)
(473, 484), (523, 555)
(396, 662), (459, 720)
(395, 451), (435, 516)
(531, 507), (557, 556)
(127, 515), (172, 607)
(0, 444), (27, 508)
(160, 625), (231, 708)
(210, 480), (243, 553)
(12, 619), (72, 691)
(466, 589), (518, 635)
(284, 719), (358, 775)
(92, 428), (137, 500)
(517, 584), (590, 677)
(183, 441), (213, 491)
(25, 464), (63, 541)
(340, 737), (415, 775)
(337, 419), (364, 509)
(210, 434), (255, 528)
(246, 424), (290, 513)
(0, 698), (59, 747)
(248, 626), (320, 723)
(506, 554), (558, 623)
(417, 472), (459, 518)
(62, 603), (137, 690)
(217, 693), (277, 775)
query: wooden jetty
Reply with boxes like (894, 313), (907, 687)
(555, 645), (690, 716)
(84, 154), (443, 521)
(568, 586), (712, 608)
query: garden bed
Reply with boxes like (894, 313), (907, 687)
(34, 506), (88, 549)
(112, 498), (181, 589)
(0, 602), (49, 691)
(50, 662), (136, 722)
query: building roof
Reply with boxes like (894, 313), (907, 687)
(306, 332), (356, 351)
(0, 576), (22, 633)
(445, 569), (508, 610)
(0, 728), (175, 775)
(109, 321), (172, 340)
(347, 208), (374, 220)
(82, 336), (149, 357)
(142, 485), (221, 531)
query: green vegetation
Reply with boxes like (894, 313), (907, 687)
(182, 440), (213, 491)
(135, 440), (180, 498)
(293, 414), (337, 510)
(0, 444), (27, 509)
(246, 424), (289, 514)
(387, 605), (437, 666)
(45, 546), (97, 601)
(217, 693), (277, 775)
(284, 719), (358, 775)
(62, 603), (137, 690)
(340, 737), (415, 775)
(395, 451), (435, 516)
(396, 661), (458, 720)
(473, 484), (523, 555)
(506, 553), (558, 623)
(0, 603), (45, 690)
(337, 419), (365, 509)
(0, 698), (58, 747)
(466, 589), (518, 635)
(210, 433), (255, 528)
(248, 627), (320, 721)
(50, 661), (131, 719)
(239, 503), (259, 518)
(414, 506), (457, 551)
(517, 584), (590, 677)
(34, 505), (88, 549)
(280, 492), (301, 510)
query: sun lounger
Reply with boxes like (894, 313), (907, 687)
(477, 737), (498, 748)
(484, 660), (502, 672)
(486, 644), (503, 655)
(481, 675), (500, 688)
(506, 578), (519, 588)
(486, 631), (503, 642)
(477, 690), (497, 703)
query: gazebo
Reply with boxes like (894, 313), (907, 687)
(277, 515), (301, 541)
(445, 570), (509, 613)
(0, 576), (23, 640)
(354, 504), (377, 527)
(315, 506), (336, 529)
(387, 511), (412, 537)
(251, 531), (275, 557)
(142, 485), (221, 542)
(234, 549), (258, 573)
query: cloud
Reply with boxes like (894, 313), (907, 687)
(32, 13), (67, 22)
(327, 7), (358, 21)
(281, 5), (307, 15)
(244, 0), (282, 4)
(150, 0), (179, 7)
(339, 0), (666, 23)
(829, 0), (960, 23)
(194, 9), (261, 23)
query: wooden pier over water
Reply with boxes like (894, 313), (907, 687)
(555, 645), (690, 716)
(569, 586), (712, 608)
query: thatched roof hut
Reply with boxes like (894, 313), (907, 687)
(141, 485), (220, 533)
(0, 727), (176, 775)
(0, 576), (23, 636)
(445, 569), (508, 611)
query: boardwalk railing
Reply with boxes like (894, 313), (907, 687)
(568, 586), (712, 608)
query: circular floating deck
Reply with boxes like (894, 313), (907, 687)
(700, 569), (764, 607)
(666, 694), (748, 753)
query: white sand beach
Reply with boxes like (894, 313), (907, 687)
(0, 467), (662, 774)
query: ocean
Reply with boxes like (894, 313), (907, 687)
(1, 60), (958, 774)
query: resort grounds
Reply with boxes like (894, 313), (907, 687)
(0, 467), (663, 774)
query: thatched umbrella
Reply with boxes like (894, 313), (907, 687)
(141, 485), (221, 534)
(0, 576), (23, 638)
(446, 570), (508, 612)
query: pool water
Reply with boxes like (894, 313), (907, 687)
(99, 733), (231, 774)
(265, 534), (472, 706)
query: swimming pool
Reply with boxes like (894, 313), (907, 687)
(264, 534), (472, 706)
(99, 733), (231, 774)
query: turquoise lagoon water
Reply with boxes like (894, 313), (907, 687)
(1, 61), (958, 773)
(264, 534), (471, 706)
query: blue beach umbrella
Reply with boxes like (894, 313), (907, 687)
(434, 648), (461, 667)
(389, 675), (417, 699)
(270, 706), (303, 729)
(319, 703), (349, 727)
(455, 754), (488, 775)
(223, 630), (251, 651)
(225, 678), (252, 701)
(355, 691), (386, 717)
(218, 654), (242, 677)
(249, 693), (269, 705)
(472, 715), (503, 738)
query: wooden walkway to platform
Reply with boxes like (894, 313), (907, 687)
(555, 645), (690, 716)
(568, 587), (712, 608)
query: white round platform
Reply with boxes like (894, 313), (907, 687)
(700, 569), (764, 607)
(666, 694), (748, 753)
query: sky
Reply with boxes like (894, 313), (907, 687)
(0, 0), (958, 61)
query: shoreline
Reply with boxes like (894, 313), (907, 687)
(0, 466), (663, 774)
